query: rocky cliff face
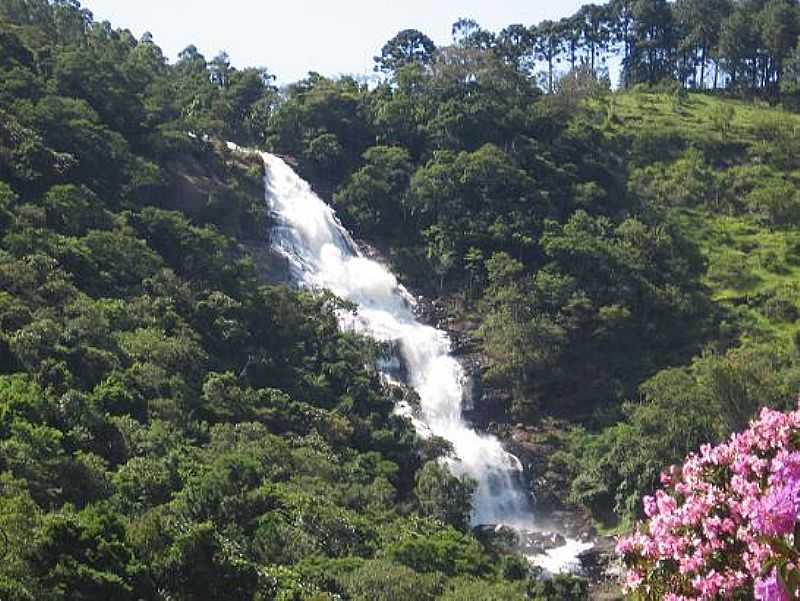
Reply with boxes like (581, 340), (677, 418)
(145, 148), (293, 286)
(240, 240), (291, 283)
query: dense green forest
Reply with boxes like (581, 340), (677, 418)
(0, 2), (584, 599)
(2, 0), (800, 599)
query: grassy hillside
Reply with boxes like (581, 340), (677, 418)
(564, 88), (800, 528)
(676, 209), (800, 344)
(601, 88), (800, 347)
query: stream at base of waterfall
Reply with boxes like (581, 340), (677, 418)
(241, 145), (593, 575)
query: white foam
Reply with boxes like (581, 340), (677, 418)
(260, 151), (534, 527)
(530, 539), (595, 576)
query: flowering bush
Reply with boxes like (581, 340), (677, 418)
(617, 404), (800, 600)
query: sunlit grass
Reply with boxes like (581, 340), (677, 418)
(594, 89), (800, 346)
(673, 208), (800, 345)
(600, 90), (800, 145)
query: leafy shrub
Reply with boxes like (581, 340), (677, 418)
(618, 405), (800, 599)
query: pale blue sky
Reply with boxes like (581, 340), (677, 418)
(81, 0), (588, 84)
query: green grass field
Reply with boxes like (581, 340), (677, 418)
(593, 89), (800, 347)
(600, 89), (800, 146)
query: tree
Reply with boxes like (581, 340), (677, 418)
(423, 225), (457, 292)
(173, 45), (228, 135)
(439, 578), (527, 600)
(209, 51), (231, 87)
(451, 18), (495, 50)
(339, 560), (443, 601)
(533, 21), (563, 92)
(625, 0), (677, 85)
(414, 462), (475, 531)
(607, 0), (637, 86)
(176, 44), (207, 74)
(223, 66), (277, 143)
(781, 38), (800, 101)
(0, 182), (17, 230)
(334, 145), (412, 234)
(40, 185), (105, 236)
(558, 15), (583, 72)
(496, 24), (535, 73)
(577, 4), (613, 73)
(28, 504), (136, 601)
(719, 3), (762, 89)
(674, 0), (732, 88)
(759, 0), (800, 92)
(374, 29), (436, 75)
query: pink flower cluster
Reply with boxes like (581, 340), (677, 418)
(617, 405), (800, 600)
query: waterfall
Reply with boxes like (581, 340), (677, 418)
(261, 152), (534, 527)
(253, 150), (593, 573)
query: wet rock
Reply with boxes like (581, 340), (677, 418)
(412, 295), (443, 326)
(578, 537), (624, 599)
(241, 242), (290, 284)
(378, 339), (409, 383)
(449, 330), (479, 356)
(473, 524), (520, 553)
(520, 530), (568, 555)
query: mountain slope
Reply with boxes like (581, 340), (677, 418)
(0, 4), (576, 600)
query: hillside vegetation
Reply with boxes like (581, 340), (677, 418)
(0, 3), (578, 600)
(3, 0), (800, 600)
(566, 88), (800, 526)
(267, 62), (800, 535)
(272, 65), (800, 529)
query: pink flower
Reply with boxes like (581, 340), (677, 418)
(754, 569), (789, 601)
(623, 569), (643, 592)
(615, 536), (635, 555)
(617, 402), (800, 599)
(751, 481), (800, 537)
(643, 494), (658, 517)
(771, 450), (800, 485)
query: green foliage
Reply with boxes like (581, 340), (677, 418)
(334, 145), (411, 235)
(267, 74), (372, 193)
(27, 503), (137, 601)
(413, 462), (475, 531)
(7, 1), (800, 596)
(374, 29), (437, 75)
(0, 6), (517, 599)
(569, 343), (800, 524)
(529, 574), (589, 600)
(338, 559), (443, 601)
(438, 576), (527, 600)
(630, 149), (718, 208)
(478, 209), (709, 417)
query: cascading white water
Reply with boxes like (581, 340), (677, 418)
(253, 150), (594, 574)
(261, 152), (534, 527)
